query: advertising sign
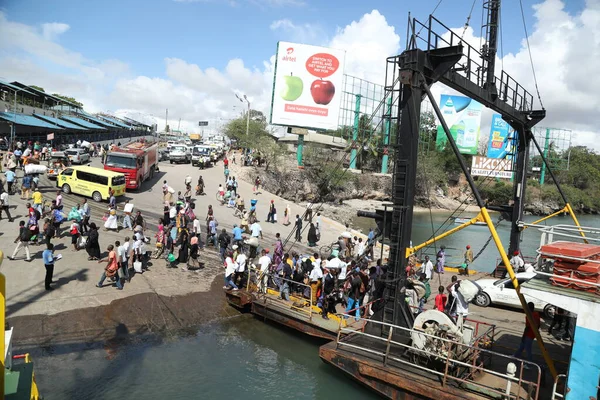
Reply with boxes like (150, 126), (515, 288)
(270, 41), (346, 131)
(486, 114), (515, 159)
(47, 133), (54, 140)
(435, 94), (483, 155)
(471, 156), (513, 179)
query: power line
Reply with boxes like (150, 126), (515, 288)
(519, 0), (544, 110)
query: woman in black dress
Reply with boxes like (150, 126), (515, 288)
(86, 222), (101, 260)
(177, 227), (190, 263)
(307, 223), (319, 247)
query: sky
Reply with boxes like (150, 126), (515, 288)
(0, 0), (598, 149)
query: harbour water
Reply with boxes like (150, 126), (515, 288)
(354, 211), (600, 272)
(25, 211), (599, 399)
(26, 315), (379, 400)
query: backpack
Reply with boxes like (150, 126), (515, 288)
(20, 228), (31, 242)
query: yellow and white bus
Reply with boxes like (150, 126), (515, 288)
(56, 165), (126, 202)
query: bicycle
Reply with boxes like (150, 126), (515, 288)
(320, 242), (340, 259)
(233, 206), (244, 219)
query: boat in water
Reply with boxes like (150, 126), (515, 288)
(0, 250), (42, 399)
(454, 217), (487, 226)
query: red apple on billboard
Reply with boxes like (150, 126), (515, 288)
(310, 79), (335, 105)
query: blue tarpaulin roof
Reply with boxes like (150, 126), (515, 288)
(97, 115), (131, 129)
(74, 111), (119, 128)
(60, 115), (107, 130)
(35, 115), (88, 130)
(0, 111), (64, 129)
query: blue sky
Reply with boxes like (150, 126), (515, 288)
(1, 0), (597, 148)
(2, 0), (587, 79)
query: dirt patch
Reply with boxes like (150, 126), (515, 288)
(8, 274), (237, 346)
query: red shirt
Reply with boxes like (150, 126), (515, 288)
(224, 159), (229, 166)
(524, 311), (541, 339)
(435, 293), (447, 312)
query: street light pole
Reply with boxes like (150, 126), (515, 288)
(235, 93), (251, 136)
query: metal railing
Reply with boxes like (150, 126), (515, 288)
(551, 374), (566, 399)
(335, 317), (541, 399)
(246, 266), (314, 321)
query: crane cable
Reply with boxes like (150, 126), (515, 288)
(461, 0), (478, 40)
(519, 0), (544, 109)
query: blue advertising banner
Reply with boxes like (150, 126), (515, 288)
(487, 114), (515, 159)
(435, 94), (483, 155)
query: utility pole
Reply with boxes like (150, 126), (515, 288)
(235, 93), (250, 135)
(165, 108), (169, 132)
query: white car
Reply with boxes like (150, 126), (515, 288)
(65, 148), (90, 165)
(472, 271), (555, 318)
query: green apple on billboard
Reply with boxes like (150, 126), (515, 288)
(270, 41), (346, 131)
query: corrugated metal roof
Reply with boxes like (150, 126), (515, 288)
(0, 80), (38, 96)
(72, 112), (119, 128)
(34, 115), (88, 130)
(0, 111), (64, 129)
(96, 115), (131, 129)
(60, 115), (107, 130)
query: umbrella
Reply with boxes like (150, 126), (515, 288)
(341, 231), (353, 239)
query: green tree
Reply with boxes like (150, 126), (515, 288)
(29, 85), (45, 92)
(419, 110), (437, 154)
(51, 93), (83, 107)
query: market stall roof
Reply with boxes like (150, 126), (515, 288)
(0, 80), (39, 96)
(10, 81), (82, 108)
(35, 115), (88, 130)
(96, 114), (131, 129)
(0, 111), (64, 129)
(60, 115), (107, 130)
(73, 111), (120, 128)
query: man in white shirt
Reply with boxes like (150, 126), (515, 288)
(192, 217), (202, 242)
(510, 250), (525, 272)
(309, 256), (323, 304)
(224, 252), (239, 290)
(0, 191), (13, 222)
(250, 221), (263, 239)
(257, 249), (271, 293)
(338, 257), (348, 283)
(235, 252), (247, 288)
(421, 255), (433, 280)
(356, 238), (365, 257)
(312, 252), (322, 272)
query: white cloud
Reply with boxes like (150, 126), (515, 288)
(1, 2), (599, 150)
(41, 22), (70, 40)
(270, 19), (326, 45)
(329, 10), (401, 84)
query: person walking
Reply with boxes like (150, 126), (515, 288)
(86, 222), (101, 260)
(436, 245), (446, 274)
(218, 228), (231, 262)
(462, 245), (474, 275)
(294, 214), (302, 242)
(266, 200), (275, 223)
(80, 199), (91, 234)
(96, 244), (123, 290)
(42, 243), (57, 291)
(420, 255), (433, 280)
(0, 190), (13, 222)
(8, 221), (32, 261)
(514, 302), (540, 364)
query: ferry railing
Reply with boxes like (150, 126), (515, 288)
(551, 373), (566, 399)
(336, 317), (541, 399)
(247, 266), (314, 322)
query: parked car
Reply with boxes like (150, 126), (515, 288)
(168, 145), (190, 164)
(46, 151), (71, 179)
(64, 148), (90, 165)
(472, 271), (555, 318)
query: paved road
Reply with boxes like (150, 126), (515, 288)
(0, 148), (365, 319)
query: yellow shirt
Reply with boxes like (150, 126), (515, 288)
(32, 191), (43, 204)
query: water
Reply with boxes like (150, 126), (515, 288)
(353, 211), (600, 273)
(27, 316), (379, 400)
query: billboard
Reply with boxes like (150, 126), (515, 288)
(471, 156), (513, 179)
(487, 114), (515, 159)
(270, 41), (346, 131)
(435, 94), (483, 155)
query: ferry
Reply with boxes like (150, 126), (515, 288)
(0, 250), (42, 399)
(455, 217), (487, 226)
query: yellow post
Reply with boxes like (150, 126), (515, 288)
(406, 213), (486, 258)
(565, 203), (587, 242)
(480, 208), (558, 379)
(522, 206), (569, 230)
(0, 251), (5, 400)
